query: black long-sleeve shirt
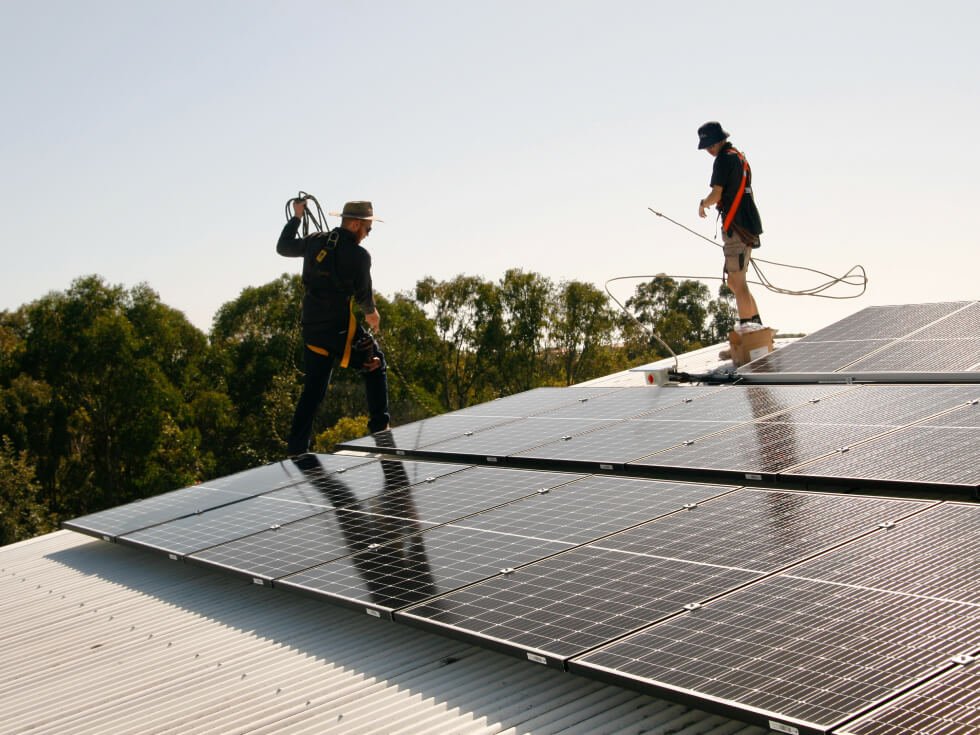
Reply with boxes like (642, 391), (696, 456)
(277, 218), (376, 336)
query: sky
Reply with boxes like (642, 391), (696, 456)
(2, 0), (978, 337)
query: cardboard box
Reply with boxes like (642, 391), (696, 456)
(728, 328), (775, 367)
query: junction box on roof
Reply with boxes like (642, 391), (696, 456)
(729, 328), (775, 367)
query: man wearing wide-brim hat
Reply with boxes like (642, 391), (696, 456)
(277, 199), (389, 456)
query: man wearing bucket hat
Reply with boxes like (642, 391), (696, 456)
(696, 122), (765, 331)
(277, 200), (390, 456)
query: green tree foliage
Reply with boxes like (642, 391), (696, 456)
(1, 276), (208, 519)
(0, 438), (56, 545)
(209, 274), (303, 471)
(497, 269), (552, 394)
(624, 275), (732, 358)
(415, 275), (505, 409)
(549, 280), (618, 385)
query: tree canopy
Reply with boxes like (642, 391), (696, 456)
(0, 271), (735, 543)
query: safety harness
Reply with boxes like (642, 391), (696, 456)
(722, 146), (750, 235)
(307, 229), (358, 368)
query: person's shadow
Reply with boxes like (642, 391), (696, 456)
(292, 452), (437, 606)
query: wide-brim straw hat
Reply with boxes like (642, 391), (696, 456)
(329, 201), (383, 221)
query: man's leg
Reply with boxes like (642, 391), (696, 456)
(286, 347), (335, 455)
(363, 346), (390, 433)
(723, 233), (760, 321)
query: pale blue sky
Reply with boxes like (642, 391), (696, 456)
(2, 1), (978, 335)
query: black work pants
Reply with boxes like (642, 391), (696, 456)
(286, 344), (390, 455)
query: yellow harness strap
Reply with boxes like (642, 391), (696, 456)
(339, 297), (356, 368)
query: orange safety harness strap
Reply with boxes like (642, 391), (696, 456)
(722, 147), (750, 235)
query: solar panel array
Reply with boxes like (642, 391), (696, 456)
(63, 302), (980, 734)
(740, 300), (980, 376)
(341, 383), (980, 493)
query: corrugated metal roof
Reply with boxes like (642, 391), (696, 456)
(2, 530), (765, 735)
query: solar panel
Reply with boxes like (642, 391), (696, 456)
(535, 385), (722, 420)
(924, 301), (980, 339)
(793, 302), (972, 342)
(275, 524), (574, 618)
(400, 545), (759, 662)
(447, 386), (627, 418)
(341, 414), (522, 454)
(416, 416), (618, 463)
(62, 454), (376, 540)
(400, 490), (925, 665)
(760, 384), (980, 427)
(62, 486), (251, 540)
(629, 420), (888, 478)
(572, 576), (980, 734)
(784, 425), (980, 490)
(118, 495), (329, 557)
(201, 453), (375, 493)
(786, 502), (980, 604)
(838, 656), (980, 735)
(57, 300), (980, 735)
(846, 338), (980, 372)
(740, 339), (894, 374)
(636, 385), (851, 423)
(260, 456), (467, 509)
(591, 489), (929, 571)
(448, 476), (735, 544)
(511, 419), (738, 471)
(188, 507), (439, 582)
(740, 301), (980, 376)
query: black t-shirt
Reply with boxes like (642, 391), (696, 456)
(710, 143), (763, 237)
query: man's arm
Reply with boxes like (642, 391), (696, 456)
(698, 185), (724, 218)
(353, 250), (380, 332)
(276, 200), (307, 257)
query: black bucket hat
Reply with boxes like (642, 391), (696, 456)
(697, 121), (730, 149)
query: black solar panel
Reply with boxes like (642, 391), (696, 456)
(741, 340), (894, 374)
(400, 490), (924, 665)
(511, 419), (737, 471)
(62, 454), (376, 540)
(592, 489), (929, 571)
(630, 420), (887, 478)
(400, 545), (759, 662)
(787, 502), (980, 604)
(761, 384), (980, 427)
(741, 301), (980, 376)
(118, 495), (329, 557)
(62, 486), (251, 540)
(536, 385), (722, 420)
(202, 453), (375, 493)
(846, 338), (980, 372)
(57, 301), (980, 735)
(572, 576), (980, 734)
(449, 476), (735, 544)
(341, 414), (522, 454)
(785, 425), (980, 489)
(188, 507), (439, 582)
(417, 415), (618, 462)
(447, 386), (626, 418)
(276, 524), (574, 617)
(797, 302), (972, 342)
(260, 456), (467, 509)
(838, 657), (980, 735)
